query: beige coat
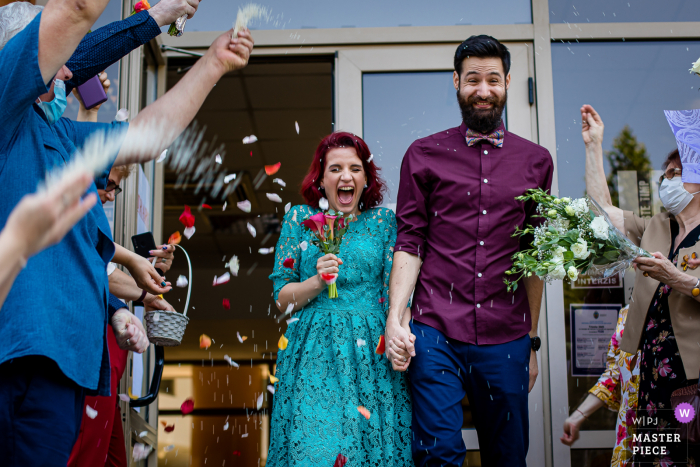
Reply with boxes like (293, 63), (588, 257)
(619, 210), (700, 379)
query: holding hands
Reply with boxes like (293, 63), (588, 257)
(111, 309), (149, 353)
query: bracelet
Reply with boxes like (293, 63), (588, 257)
(576, 409), (588, 419)
(136, 289), (147, 303)
(693, 278), (700, 297)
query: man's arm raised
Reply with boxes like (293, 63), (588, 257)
(385, 250), (421, 360)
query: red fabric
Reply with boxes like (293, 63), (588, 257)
(68, 326), (128, 467)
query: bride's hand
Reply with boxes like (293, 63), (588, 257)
(315, 253), (343, 287)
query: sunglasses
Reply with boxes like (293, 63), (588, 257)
(105, 180), (122, 195)
(658, 167), (682, 185)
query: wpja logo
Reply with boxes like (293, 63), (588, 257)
(630, 405), (696, 457)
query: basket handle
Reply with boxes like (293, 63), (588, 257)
(129, 345), (165, 407)
(174, 244), (193, 317)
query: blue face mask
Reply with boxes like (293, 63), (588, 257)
(37, 79), (67, 125)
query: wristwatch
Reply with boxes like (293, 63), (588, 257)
(531, 336), (541, 352)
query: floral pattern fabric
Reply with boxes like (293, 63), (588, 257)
(635, 221), (700, 466)
(266, 205), (412, 467)
(588, 306), (640, 467)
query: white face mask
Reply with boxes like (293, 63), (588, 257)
(659, 176), (700, 215)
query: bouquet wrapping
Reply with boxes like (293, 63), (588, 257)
(130, 0), (186, 37)
(504, 189), (651, 292)
(301, 204), (352, 299)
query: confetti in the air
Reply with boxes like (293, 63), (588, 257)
(237, 200), (252, 213)
(176, 275), (188, 288)
(224, 173), (236, 183)
(229, 256), (240, 276)
(168, 231), (181, 245)
(119, 393), (131, 402)
(265, 162), (281, 176)
(233, 4), (268, 37)
(285, 202), (291, 213)
(233, 450), (241, 456)
(115, 108), (129, 122)
(273, 178), (286, 187)
(215, 154), (222, 164)
(242, 135), (258, 144)
(164, 445), (175, 452)
(223, 422), (229, 430)
(241, 433), (249, 438)
(183, 226), (196, 239)
(138, 431), (148, 438)
(164, 424), (175, 433)
(201, 203), (212, 209)
(319, 197), (329, 210)
(256, 392), (264, 409)
(283, 258), (295, 269)
(86, 405), (98, 419)
(334, 453), (349, 467)
(357, 338), (366, 347)
(237, 332), (248, 343)
(180, 398), (194, 415)
(153, 312), (160, 322)
(267, 384), (275, 395)
(266, 193), (283, 203)
(224, 355), (240, 368)
(270, 375), (279, 384)
(199, 334), (211, 349)
(247, 222), (257, 238)
(286, 317), (299, 324)
(367, 154), (374, 163)
(132, 443), (152, 461)
(357, 406), (371, 420)
(375, 335), (385, 355)
(295, 121), (300, 134)
(223, 298), (230, 309)
(156, 149), (167, 163)
(300, 241), (308, 251)
(278, 334), (288, 350)
(179, 205), (195, 228)
(213, 272), (231, 286)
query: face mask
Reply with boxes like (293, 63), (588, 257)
(659, 176), (700, 215)
(36, 79), (67, 125)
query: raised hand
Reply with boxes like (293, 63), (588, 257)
(148, 0), (200, 26)
(208, 28), (254, 75)
(148, 244), (175, 273)
(581, 104), (604, 147)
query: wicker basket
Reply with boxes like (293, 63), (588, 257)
(144, 244), (192, 347)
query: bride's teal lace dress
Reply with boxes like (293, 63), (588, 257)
(267, 205), (412, 467)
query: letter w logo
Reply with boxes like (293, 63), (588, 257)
(681, 409), (691, 418)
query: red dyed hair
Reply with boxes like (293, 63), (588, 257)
(300, 132), (386, 211)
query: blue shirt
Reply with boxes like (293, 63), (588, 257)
(0, 13), (126, 395)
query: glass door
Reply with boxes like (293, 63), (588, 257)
(339, 42), (543, 466)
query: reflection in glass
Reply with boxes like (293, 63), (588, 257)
(362, 72), (462, 209)
(550, 0), (700, 23)
(185, 0), (531, 32)
(552, 40), (700, 457)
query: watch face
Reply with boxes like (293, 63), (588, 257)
(531, 336), (541, 351)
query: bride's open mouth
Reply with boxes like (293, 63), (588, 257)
(337, 185), (355, 206)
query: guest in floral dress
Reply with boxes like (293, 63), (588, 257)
(266, 132), (413, 467)
(582, 105), (700, 466)
(561, 306), (640, 466)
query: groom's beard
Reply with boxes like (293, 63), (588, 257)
(457, 88), (507, 134)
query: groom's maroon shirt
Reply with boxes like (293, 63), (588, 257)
(395, 122), (553, 345)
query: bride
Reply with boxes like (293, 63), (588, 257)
(266, 131), (413, 466)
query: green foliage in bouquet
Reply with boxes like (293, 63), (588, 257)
(504, 188), (650, 293)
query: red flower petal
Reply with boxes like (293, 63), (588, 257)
(164, 424), (175, 433)
(378, 297), (386, 304)
(375, 335), (385, 355)
(222, 299), (230, 310)
(201, 204), (212, 210)
(321, 273), (335, 281)
(233, 451), (241, 456)
(283, 258), (295, 269)
(168, 231), (182, 245)
(334, 453), (348, 467)
(265, 162), (281, 176)
(179, 205), (195, 228)
(180, 398), (194, 415)
(357, 406), (371, 420)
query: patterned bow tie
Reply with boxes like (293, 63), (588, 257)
(465, 128), (504, 148)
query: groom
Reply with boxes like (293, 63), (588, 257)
(386, 35), (553, 466)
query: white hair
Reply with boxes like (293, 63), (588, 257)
(0, 2), (43, 52)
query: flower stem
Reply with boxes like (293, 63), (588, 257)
(328, 282), (338, 299)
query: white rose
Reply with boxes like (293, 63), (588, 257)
(549, 264), (566, 280)
(551, 246), (566, 262)
(570, 240), (590, 260)
(589, 216), (609, 240)
(564, 206), (575, 216)
(567, 266), (579, 282)
(691, 57), (700, 75)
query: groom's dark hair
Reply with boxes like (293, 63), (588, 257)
(454, 35), (511, 77)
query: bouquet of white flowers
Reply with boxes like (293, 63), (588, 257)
(504, 189), (651, 292)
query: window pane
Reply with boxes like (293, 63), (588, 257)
(185, 0), (531, 32)
(550, 0), (700, 23)
(552, 40), (700, 434)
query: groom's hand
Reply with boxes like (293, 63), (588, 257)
(385, 317), (415, 367)
(528, 349), (539, 393)
(207, 28), (254, 76)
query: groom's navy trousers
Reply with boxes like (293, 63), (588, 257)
(408, 320), (531, 467)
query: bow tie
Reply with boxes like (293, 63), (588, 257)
(465, 128), (504, 148)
